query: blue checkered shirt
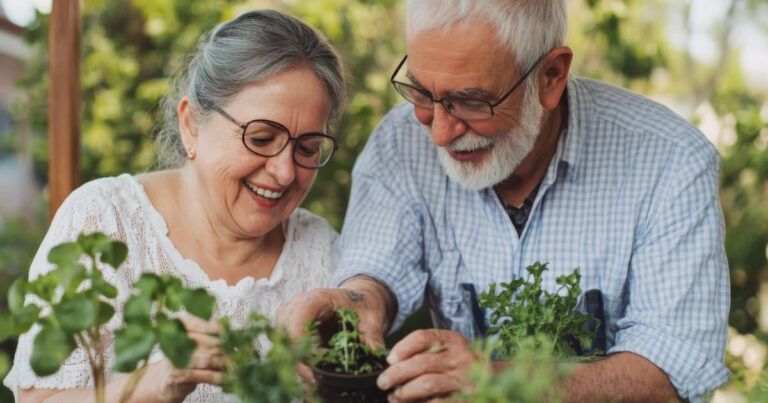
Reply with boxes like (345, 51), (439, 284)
(331, 77), (730, 401)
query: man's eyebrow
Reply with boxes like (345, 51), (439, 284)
(447, 87), (495, 100)
(405, 71), (424, 88)
(404, 71), (495, 100)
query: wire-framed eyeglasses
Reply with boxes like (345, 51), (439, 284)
(212, 105), (338, 169)
(390, 52), (547, 121)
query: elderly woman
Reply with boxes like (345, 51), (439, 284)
(4, 9), (344, 402)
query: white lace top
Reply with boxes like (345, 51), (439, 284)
(3, 174), (339, 402)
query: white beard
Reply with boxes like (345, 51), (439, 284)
(435, 87), (543, 190)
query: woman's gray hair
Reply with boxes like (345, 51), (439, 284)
(405, 0), (567, 76)
(155, 9), (345, 169)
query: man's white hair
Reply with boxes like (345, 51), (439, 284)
(405, 0), (567, 73)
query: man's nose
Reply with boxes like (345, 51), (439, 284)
(430, 103), (467, 147)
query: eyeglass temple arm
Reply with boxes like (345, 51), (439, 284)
(212, 105), (246, 129)
(490, 52), (550, 107)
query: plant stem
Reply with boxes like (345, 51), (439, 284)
(341, 316), (350, 373)
(118, 361), (149, 403)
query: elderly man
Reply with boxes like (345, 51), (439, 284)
(278, 0), (730, 401)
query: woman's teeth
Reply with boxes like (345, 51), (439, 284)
(245, 182), (283, 199)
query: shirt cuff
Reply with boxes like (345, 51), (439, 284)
(609, 323), (730, 402)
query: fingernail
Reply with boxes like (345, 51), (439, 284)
(377, 375), (389, 389)
(387, 352), (399, 364)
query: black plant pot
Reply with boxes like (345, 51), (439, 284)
(312, 360), (389, 403)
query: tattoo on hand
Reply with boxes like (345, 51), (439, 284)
(346, 290), (364, 302)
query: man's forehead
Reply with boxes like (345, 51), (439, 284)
(405, 23), (517, 77)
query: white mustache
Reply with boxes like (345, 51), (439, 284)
(443, 131), (496, 152)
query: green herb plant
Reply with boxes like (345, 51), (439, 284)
(0, 232), (215, 403)
(478, 262), (598, 359)
(457, 262), (599, 402)
(311, 308), (387, 375)
(219, 313), (315, 403)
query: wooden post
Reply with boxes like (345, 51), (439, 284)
(47, 0), (81, 221)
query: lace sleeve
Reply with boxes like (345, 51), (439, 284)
(3, 179), (135, 395)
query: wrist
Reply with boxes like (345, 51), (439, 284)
(339, 276), (397, 334)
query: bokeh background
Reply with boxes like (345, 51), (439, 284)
(0, 0), (767, 401)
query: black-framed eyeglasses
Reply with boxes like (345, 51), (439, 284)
(212, 105), (338, 169)
(390, 52), (548, 121)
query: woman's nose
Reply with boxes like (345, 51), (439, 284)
(265, 144), (296, 186)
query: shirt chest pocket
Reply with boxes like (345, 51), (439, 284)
(426, 249), (477, 339)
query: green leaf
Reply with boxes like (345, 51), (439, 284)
(8, 278), (27, 313)
(134, 273), (161, 298)
(52, 264), (88, 295)
(54, 295), (95, 333)
(165, 282), (184, 312)
(182, 288), (215, 320)
(157, 316), (195, 368)
(0, 314), (14, 341)
(48, 242), (84, 268)
(28, 272), (60, 302)
(13, 304), (41, 334)
(90, 269), (117, 299)
(77, 232), (111, 256)
(97, 301), (115, 325)
(113, 324), (157, 372)
(30, 326), (77, 376)
(124, 294), (152, 324)
(96, 240), (128, 270)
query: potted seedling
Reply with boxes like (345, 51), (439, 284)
(0, 232), (215, 403)
(309, 307), (389, 403)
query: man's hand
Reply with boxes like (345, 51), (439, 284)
(377, 329), (479, 402)
(275, 276), (397, 380)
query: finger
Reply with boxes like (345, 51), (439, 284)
(388, 373), (463, 402)
(388, 329), (454, 364)
(295, 362), (315, 383)
(188, 331), (220, 348)
(275, 290), (343, 339)
(177, 369), (223, 385)
(188, 348), (225, 370)
(180, 312), (221, 335)
(377, 351), (455, 390)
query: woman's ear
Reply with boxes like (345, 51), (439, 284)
(538, 46), (573, 111)
(178, 96), (199, 159)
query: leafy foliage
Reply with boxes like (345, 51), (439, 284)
(114, 272), (214, 371)
(0, 232), (214, 403)
(478, 262), (597, 359)
(311, 308), (387, 375)
(219, 313), (315, 403)
(456, 336), (573, 403)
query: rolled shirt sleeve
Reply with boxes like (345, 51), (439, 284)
(330, 108), (429, 332)
(610, 142), (730, 401)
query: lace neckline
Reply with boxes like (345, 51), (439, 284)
(120, 174), (292, 294)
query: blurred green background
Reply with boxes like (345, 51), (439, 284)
(1, 0), (767, 400)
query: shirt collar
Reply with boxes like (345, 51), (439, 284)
(545, 75), (591, 184)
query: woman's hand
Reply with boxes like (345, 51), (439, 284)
(136, 313), (224, 403)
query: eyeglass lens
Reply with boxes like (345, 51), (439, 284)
(242, 121), (335, 168)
